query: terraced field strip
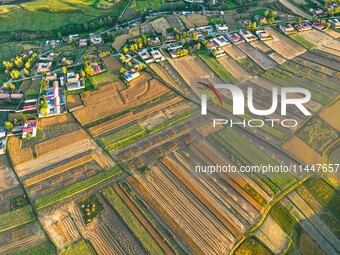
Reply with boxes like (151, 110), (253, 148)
(16, 139), (98, 177)
(0, 205), (36, 233)
(35, 129), (88, 157)
(34, 167), (122, 210)
(190, 140), (265, 212)
(217, 56), (251, 82)
(0, 234), (46, 255)
(222, 45), (247, 60)
(161, 157), (245, 236)
(102, 187), (166, 255)
(88, 96), (183, 137)
(132, 166), (235, 255)
(90, 151), (115, 169)
(23, 155), (93, 187)
(264, 27), (306, 59)
(113, 185), (175, 255)
(8, 136), (34, 166)
(237, 43), (277, 70)
(127, 175), (204, 255)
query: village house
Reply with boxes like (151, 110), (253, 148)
(79, 39), (88, 47)
(22, 120), (38, 138)
(239, 30), (257, 42)
(215, 24), (228, 33)
(150, 50), (165, 62)
(66, 72), (85, 91)
(279, 24), (296, 34)
(329, 18), (340, 29)
(226, 32), (243, 44)
(90, 34), (103, 45)
(255, 29), (273, 41)
(213, 36), (230, 46)
(312, 21), (327, 30)
(122, 69), (140, 82)
(37, 62), (52, 73)
(294, 22), (312, 32)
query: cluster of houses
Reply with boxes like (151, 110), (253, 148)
(137, 49), (165, 63)
(78, 33), (103, 47)
(38, 77), (66, 118)
(0, 119), (39, 154)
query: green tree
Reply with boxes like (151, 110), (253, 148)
(80, 69), (86, 77)
(84, 66), (94, 76)
(264, 9), (269, 17)
(5, 121), (13, 131)
(119, 67), (126, 74)
(62, 66), (67, 75)
(271, 10), (277, 17)
(192, 32), (198, 41)
(251, 21), (257, 31)
(296, 17), (302, 24)
(123, 46), (129, 54)
(10, 70), (20, 79)
(120, 54), (126, 63)
(196, 42), (201, 50)
(24, 68), (30, 76)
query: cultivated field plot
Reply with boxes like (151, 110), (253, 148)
(282, 136), (321, 165)
(263, 27), (306, 59)
(166, 15), (185, 31)
(299, 51), (340, 71)
(0, 221), (47, 255)
(293, 57), (339, 77)
(41, 211), (80, 249)
(323, 29), (340, 39)
(217, 56), (251, 82)
(112, 27), (140, 51)
(88, 96), (183, 137)
(179, 14), (209, 28)
(0, 155), (19, 192)
(299, 233), (326, 255)
(140, 23), (153, 34)
(250, 41), (271, 52)
(7, 136), (34, 166)
(167, 55), (223, 96)
(120, 73), (168, 103)
(73, 76), (170, 125)
(39, 113), (75, 129)
(103, 56), (122, 76)
(67, 94), (83, 111)
(237, 43), (277, 70)
(69, 200), (147, 255)
(278, 0), (311, 18)
(299, 30), (334, 46)
(128, 164), (237, 255)
(319, 100), (340, 131)
(15, 138), (98, 177)
(222, 45), (247, 60)
(150, 17), (171, 33)
(269, 52), (287, 64)
(255, 217), (289, 254)
(149, 63), (182, 91)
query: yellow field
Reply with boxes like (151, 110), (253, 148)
(282, 136), (321, 165)
(319, 100), (340, 131)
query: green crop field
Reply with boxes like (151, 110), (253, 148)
(60, 240), (95, 255)
(197, 51), (238, 84)
(235, 238), (271, 255)
(89, 71), (120, 87)
(15, 242), (56, 255)
(0, 205), (36, 233)
(288, 34), (316, 50)
(305, 178), (340, 221)
(0, 0), (128, 31)
(102, 186), (166, 255)
(99, 123), (147, 152)
(34, 166), (122, 210)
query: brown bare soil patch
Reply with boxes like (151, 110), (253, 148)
(250, 41), (271, 52)
(196, 121), (223, 137)
(88, 96), (183, 137)
(324, 29), (340, 39)
(319, 100), (340, 131)
(264, 27), (306, 59)
(150, 17), (171, 33)
(179, 14), (209, 28)
(103, 56), (123, 75)
(39, 113), (75, 129)
(222, 45), (247, 60)
(35, 129), (88, 157)
(7, 137), (34, 166)
(66, 95), (83, 111)
(282, 136), (321, 165)
(269, 52), (287, 64)
(299, 233), (325, 255)
(23, 154), (93, 187)
(218, 56), (251, 82)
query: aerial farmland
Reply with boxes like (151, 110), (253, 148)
(0, 0), (339, 254)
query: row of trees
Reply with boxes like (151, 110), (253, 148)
(2, 53), (38, 80)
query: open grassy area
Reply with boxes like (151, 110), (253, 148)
(0, 42), (24, 62)
(0, 0), (128, 31)
(0, 205), (36, 233)
(197, 51), (238, 84)
(34, 166), (122, 210)
(288, 34), (316, 50)
(89, 71), (120, 87)
(270, 202), (302, 235)
(15, 241), (56, 255)
(60, 240), (95, 255)
(102, 186), (166, 255)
